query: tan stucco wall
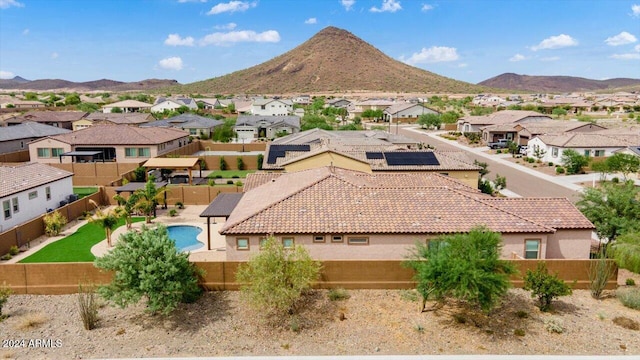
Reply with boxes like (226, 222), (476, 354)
(28, 138), (72, 163)
(283, 152), (372, 173)
(501, 233), (548, 259)
(546, 229), (593, 259)
(72, 119), (93, 131)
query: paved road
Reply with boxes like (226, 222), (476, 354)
(397, 126), (583, 203)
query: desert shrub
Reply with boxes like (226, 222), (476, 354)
(515, 310), (528, 319)
(399, 289), (419, 302)
(514, 328), (526, 336)
(236, 236), (321, 317)
(236, 157), (245, 171)
(0, 282), (11, 319)
(589, 253), (616, 299)
(328, 288), (350, 301)
(15, 312), (47, 330)
(215, 175), (222, 179)
(232, 175), (239, 178)
(496, 149), (502, 154)
(617, 287), (640, 309)
(208, 179), (215, 187)
(548, 162), (554, 166)
(95, 225), (203, 315)
(611, 177), (620, 183)
(626, 278), (636, 286)
(169, 209), (178, 217)
(414, 323), (425, 333)
(0, 254), (11, 261)
(78, 284), (99, 330)
(527, 157), (535, 163)
(219, 156), (228, 170)
(556, 167), (565, 174)
(175, 202), (184, 209)
(235, 180), (243, 187)
(544, 318), (564, 333)
(226, 180), (234, 184)
(612, 316), (639, 330)
(523, 262), (572, 311)
(43, 211), (67, 236)
(494, 174), (507, 190)
(8, 246), (19, 256)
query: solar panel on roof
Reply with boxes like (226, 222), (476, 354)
(384, 152), (440, 166)
(365, 152), (384, 159)
(266, 144), (311, 164)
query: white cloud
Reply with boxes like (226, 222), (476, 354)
(531, 34), (578, 51)
(304, 17), (317, 24)
(158, 57), (184, 70)
(635, 44), (640, 52)
(421, 4), (433, 11)
(214, 22), (237, 30)
(51, 52), (59, 59)
(0, 0), (24, 9)
(509, 54), (526, 62)
(200, 30), (280, 46)
(0, 70), (15, 79)
(164, 34), (195, 46)
(611, 53), (640, 60)
(207, 1), (256, 15)
(402, 46), (459, 65)
(22, 28), (28, 35)
(341, 0), (355, 11)
(540, 56), (560, 62)
(632, 4), (640, 17)
(605, 31), (637, 46)
(370, 0), (402, 13)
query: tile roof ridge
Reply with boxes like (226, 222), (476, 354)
(449, 189), (556, 233)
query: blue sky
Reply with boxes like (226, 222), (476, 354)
(1, 0), (639, 86)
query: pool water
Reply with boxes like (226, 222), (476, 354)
(167, 225), (204, 252)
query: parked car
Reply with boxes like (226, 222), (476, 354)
(488, 139), (511, 149)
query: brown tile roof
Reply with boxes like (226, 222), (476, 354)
(482, 198), (594, 229)
(0, 163), (73, 198)
(85, 112), (152, 124)
(243, 173), (283, 191)
(220, 167), (561, 235)
(43, 124), (188, 145)
(462, 110), (550, 125)
(7, 110), (88, 124)
(536, 133), (638, 148)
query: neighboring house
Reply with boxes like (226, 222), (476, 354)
(251, 99), (293, 116)
(383, 103), (439, 124)
(512, 121), (606, 146)
(349, 99), (394, 119)
(196, 98), (222, 110)
(102, 100), (152, 113)
(79, 95), (106, 104)
(5, 111), (87, 130)
(263, 129), (480, 187)
(28, 124), (189, 164)
(292, 95), (311, 105)
(0, 122), (70, 154)
(73, 113), (153, 131)
(219, 166), (594, 260)
(457, 110), (551, 136)
(141, 113), (223, 138)
(234, 100), (253, 115)
(614, 146), (640, 158)
(0, 99), (46, 109)
(0, 163), (74, 233)
(151, 97), (198, 113)
(326, 98), (352, 109)
(527, 132), (640, 164)
(234, 115), (300, 140)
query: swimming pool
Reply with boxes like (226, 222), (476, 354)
(167, 225), (204, 252)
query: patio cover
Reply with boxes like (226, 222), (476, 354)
(200, 193), (244, 250)
(143, 157), (200, 185)
(59, 151), (104, 163)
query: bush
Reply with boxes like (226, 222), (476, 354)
(232, 175), (239, 179)
(236, 236), (321, 317)
(219, 156), (228, 171)
(617, 287), (640, 309)
(215, 175), (222, 179)
(226, 180), (234, 185)
(514, 328), (526, 337)
(94, 225), (203, 315)
(544, 318), (564, 333)
(236, 157), (245, 171)
(589, 253), (616, 299)
(548, 162), (554, 166)
(561, 149), (589, 175)
(175, 202), (184, 209)
(208, 179), (216, 187)
(613, 316), (639, 330)
(77, 284), (99, 330)
(496, 149), (502, 154)
(0, 282), (11, 319)
(169, 209), (178, 217)
(235, 180), (243, 187)
(8, 246), (19, 256)
(527, 157), (535, 163)
(0, 254), (11, 261)
(328, 288), (351, 301)
(43, 211), (67, 236)
(626, 278), (636, 286)
(523, 262), (572, 311)
(556, 167), (565, 174)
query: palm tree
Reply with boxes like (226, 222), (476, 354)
(133, 180), (168, 224)
(87, 200), (121, 247)
(113, 193), (137, 229)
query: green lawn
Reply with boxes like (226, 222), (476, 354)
(206, 170), (255, 178)
(19, 217), (144, 263)
(73, 187), (99, 199)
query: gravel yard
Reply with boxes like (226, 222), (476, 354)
(1, 285), (639, 359)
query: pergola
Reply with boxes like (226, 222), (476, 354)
(59, 151), (104, 163)
(199, 193), (243, 250)
(142, 157), (201, 185)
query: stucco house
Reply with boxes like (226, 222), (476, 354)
(383, 103), (440, 124)
(140, 113), (223, 138)
(457, 110), (551, 136)
(251, 99), (293, 116)
(326, 98), (352, 109)
(0, 122), (70, 154)
(234, 115), (300, 140)
(72, 113), (153, 131)
(102, 100), (152, 114)
(0, 163), (74, 233)
(151, 97), (198, 113)
(0, 99), (46, 109)
(28, 124), (189, 164)
(527, 131), (640, 164)
(349, 99), (394, 119)
(218, 166), (594, 261)
(5, 111), (88, 130)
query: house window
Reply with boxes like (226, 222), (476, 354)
(189, 129), (197, 135)
(551, 147), (558, 158)
(2, 200), (10, 220)
(12, 198), (19, 213)
(236, 238), (249, 250)
(37, 148), (50, 158)
(45, 186), (51, 201)
(28, 191), (38, 200)
(584, 150), (590, 157)
(594, 150), (605, 157)
(20, 141), (24, 149)
(525, 239), (540, 259)
(52, 148), (64, 157)
(313, 235), (325, 243)
(331, 235), (343, 243)
(125, 147), (151, 158)
(282, 237), (295, 249)
(348, 237), (369, 245)
(259, 237), (267, 249)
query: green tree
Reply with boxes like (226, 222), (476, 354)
(64, 93), (81, 106)
(133, 166), (147, 182)
(561, 149), (589, 175)
(610, 232), (640, 273)
(95, 225), (203, 315)
(77, 102), (99, 112)
(133, 180), (167, 224)
(24, 92), (38, 100)
(112, 194), (138, 229)
(257, 154), (264, 170)
(405, 227), (516, 313)
(604, 153), (640, 181)
(111, 106), (123, 113)
(552, 107), (567, 117)
(441, 111), (460, 124)
(219, 156), (228, 170)
(523, 262), (572, 312)
(236, 157), (245, 170)
(576, 182), (640, 243)
(417, 113), (442, 130)
(533, 146), (546, 161)
(301, 114), (332, 131)
(87, 200), (122, 247)
(211, 118), (236, 142)
(43, 211), (67, 236)
(236, 236), (321, 317)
